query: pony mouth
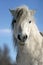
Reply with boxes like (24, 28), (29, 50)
(19, 42), (25, 46)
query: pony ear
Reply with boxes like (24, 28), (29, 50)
(9, 9), (15, 16)
(30, 10), (36, 16)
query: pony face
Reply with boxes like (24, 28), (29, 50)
(10, 5), (35, 45)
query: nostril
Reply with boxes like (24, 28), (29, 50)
(18, 34), (21, 40)
(25, 35), (27, 39)
(18, 34), (27, 42)
(23, 35), (27, 40)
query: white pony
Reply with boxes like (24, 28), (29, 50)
(10, 5), (43, 65)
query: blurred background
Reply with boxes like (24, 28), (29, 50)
(0, 0), (43, 65)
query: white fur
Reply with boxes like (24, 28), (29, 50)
(10, 5), (43, 65)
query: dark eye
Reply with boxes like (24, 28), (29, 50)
(29, 21), (31, 23)
(13, 19), (16, 23)
(12, 19), (16, 29)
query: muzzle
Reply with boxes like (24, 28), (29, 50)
(18, 34), (27, 42)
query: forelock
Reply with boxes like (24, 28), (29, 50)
(15, 5), (29, 20)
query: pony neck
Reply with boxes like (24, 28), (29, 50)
(30, 23), (42, 44)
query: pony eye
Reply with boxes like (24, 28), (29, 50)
(14, 19), (16, 23)
(12, 19), (16, 23)
(29, 21), (31, 23)
(12, 19), (16, 29)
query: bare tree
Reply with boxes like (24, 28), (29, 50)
(0, 44), (15, 65)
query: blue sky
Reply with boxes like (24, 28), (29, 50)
(0, 0), (43, 63)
